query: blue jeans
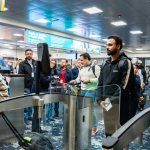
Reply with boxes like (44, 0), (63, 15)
(81, 90), (97, 128)
(24, 88), (33, 121)
(46, 103), (54, 120)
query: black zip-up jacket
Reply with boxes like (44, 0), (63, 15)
(19, 58), (36, 88)
(98, 52), (134, 104)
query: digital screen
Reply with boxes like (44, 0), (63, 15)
(66, 52), (76, 59)
(26, 30), (101, 54)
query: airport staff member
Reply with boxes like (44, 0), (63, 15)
(98, 35), (134, 128)
(70, 53), (100, 134)
(19, 49), (36, 125)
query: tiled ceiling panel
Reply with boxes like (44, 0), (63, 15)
(0, 0), (149, 51)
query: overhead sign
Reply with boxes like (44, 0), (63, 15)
(0, 0), (5, 11)
(26, 30), (101, 54)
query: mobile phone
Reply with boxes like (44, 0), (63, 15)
(104, 98), (112, 111)
(80, 79), (83, 82)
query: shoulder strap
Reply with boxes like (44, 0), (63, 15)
(118, 59), (126, 72)
(92, 65), (97, 78)
(80, 66), (83, 70)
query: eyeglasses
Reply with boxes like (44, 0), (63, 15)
(51, 61), (56, 65)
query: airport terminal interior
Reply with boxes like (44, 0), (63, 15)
(0, 0), (150, 150)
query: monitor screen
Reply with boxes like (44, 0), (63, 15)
(66, 52), (76, 59)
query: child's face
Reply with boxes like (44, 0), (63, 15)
(133, 65), (138, 74)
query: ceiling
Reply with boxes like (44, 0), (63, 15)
(0, 0), (150, 51)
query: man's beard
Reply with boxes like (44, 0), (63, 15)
(107, 48), (117, 56)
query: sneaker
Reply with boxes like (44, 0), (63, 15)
(138, 108), (143, 111)
(49, 118), (55, 121)
(52, 113), (59, 118)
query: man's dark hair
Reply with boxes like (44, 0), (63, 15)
(19, 59), (22, 61)
(25, 49), (33, 54)
(80, 53), (91, 61)
(49, 54), (52, 57)
(62, 58), (68, 63)
(134, 64), (139, 69)
(108, 35), (123, 50)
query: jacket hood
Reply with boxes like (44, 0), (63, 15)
(107, 52), (131, 63)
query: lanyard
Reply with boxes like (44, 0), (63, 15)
(27, 60), (33, 72)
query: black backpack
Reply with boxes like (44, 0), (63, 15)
(0, 112), (54, 150)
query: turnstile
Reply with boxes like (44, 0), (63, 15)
(0, 91), (93, 150)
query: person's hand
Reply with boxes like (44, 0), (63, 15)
(139, 96), (144, 101)
(82, 79), (89, 84)
(69, 80), (76, 85)
(24, 88), (26, 92)
(100, 101), (109, 111)
(54, 76), (59, 80)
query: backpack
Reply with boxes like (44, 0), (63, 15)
(0, 74), (9, 100)
(0, 112), (54, 150)
(80, 65), (97, 78)
(118, 59), (137, 100)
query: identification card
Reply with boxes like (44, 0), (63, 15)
(31, 72), (34, 78)
(105, 98), (112, 111)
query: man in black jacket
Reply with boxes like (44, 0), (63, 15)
(19, 49), (36, 125)
(98, 35), (134, 127)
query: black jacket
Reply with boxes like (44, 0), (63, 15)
(31, 68), (57, 93)
(19, 58), (36, 88)
(98, 52), (134, 104)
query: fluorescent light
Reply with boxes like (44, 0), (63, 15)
(136, 48), (143, 50)
(66, 28), (78, 31)
(33, 48), (37, 49)
(13, 34), (23, 36)
(90, 35), (100, 37)
(8, 47), (13, 49)
(4, 8), (8, 11)
(20, 46), (25, 48)
(111, 21), (127, 26)
(130, 31), (143, 34)
(18, 40), (24, 42)
(35, 19), (51, 23)
(141, 36), (149, 38)
(102, 39), (108, 41)
(4, 44), (10, 46)
(83, 7), (103, 14)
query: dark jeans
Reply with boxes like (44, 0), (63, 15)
(140, 86), (145, 109)
(32, 106), (41, 132)
(54, 102), (59, 114)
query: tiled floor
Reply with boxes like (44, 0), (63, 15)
(0, 88), (150, 150)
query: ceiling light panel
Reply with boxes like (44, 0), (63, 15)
(66, 28), (78, 31)
(111, 21), (127, 26)
(35, 19), (51, 23)
(90, 35), (100, 37)
(83, 7), (103, 14)
(130, 31), (143, 34)
(136, 48), (143, 50)
(13, 34), (23, 36)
